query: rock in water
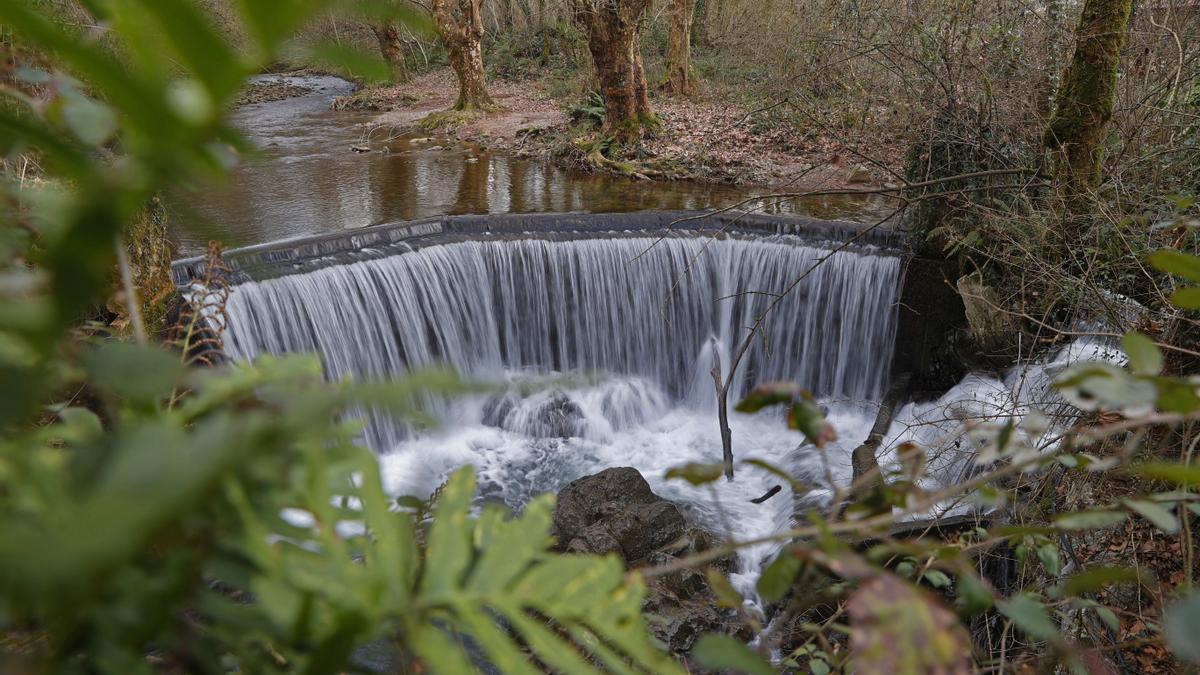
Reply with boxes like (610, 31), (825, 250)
(551, 467), (743, 653)
(552, 467), (686, 560)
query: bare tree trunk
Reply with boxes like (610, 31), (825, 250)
(432, 0), (496, 111)
(570, 0), (655, 144)
(371, 23), (410, 84)
(662, 0), (696, 95)
(1045, 0), (1135, 193)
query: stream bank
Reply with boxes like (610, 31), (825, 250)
(167, 73), (891, 257)
(334, 68), (904, 191)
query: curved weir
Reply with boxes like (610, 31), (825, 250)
(224, 235), (902, 449)
(191, 211), (906, 602)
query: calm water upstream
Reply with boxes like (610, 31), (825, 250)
(167, 75), (888, 255)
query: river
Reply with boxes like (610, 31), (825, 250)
(167, 74), (888, 256)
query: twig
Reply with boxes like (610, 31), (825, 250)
(115, 235), (146, 345)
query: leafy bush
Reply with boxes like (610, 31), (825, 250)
(0, 2), (675, 672)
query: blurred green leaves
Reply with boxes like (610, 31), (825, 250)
(693, 634), (775, 675)
(735, 382), (837, 448)
(1166, 593), (1200, 663)
(0, 1), (683, 672)
(1150, 249), (1200, 311)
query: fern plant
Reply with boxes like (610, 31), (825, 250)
(234, 462), (684, 673)
(0, 2), (679, 672)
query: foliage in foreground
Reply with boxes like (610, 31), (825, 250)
(671, 249), (1200, 673)
(0, 2), (675, 672)
(3, 0), (1200, 673)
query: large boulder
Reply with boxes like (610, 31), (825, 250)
(551, 467), (743, 653)
(552, 467), (687, 562)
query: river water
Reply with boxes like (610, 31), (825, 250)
(167, 75), (888, 256)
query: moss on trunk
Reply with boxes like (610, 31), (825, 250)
(1045, 0), (1135, 193)
(661, 0), (697, 96)
(432, 0), (495, 111)
(571, 0), (655, 147)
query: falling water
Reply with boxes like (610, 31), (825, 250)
(221, 232), (903, 603)
(224, 235), (902, 448)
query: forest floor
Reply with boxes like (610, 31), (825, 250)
(334, 67), (903, 191)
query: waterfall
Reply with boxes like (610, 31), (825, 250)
(220, 232), (903, 605)
(223, 235), (903, 450)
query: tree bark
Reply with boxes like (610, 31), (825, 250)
(431, 0), (495, 111)
(370, 23), (409, 84)
(570, 0), (654, 144)
(710, 346), (734, 480)
(662, 0), (696, 96)
(1045, 0), (1135, 193)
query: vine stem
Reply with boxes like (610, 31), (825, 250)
(115, 235), (147, 345)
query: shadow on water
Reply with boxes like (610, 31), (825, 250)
(168, 75), (892, 256)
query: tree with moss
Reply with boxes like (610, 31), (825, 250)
(662, 0), (697, 96)
(570, 0), (655, 145)
(431, 0), (495, 110)
(1045, 0), (1136, 193)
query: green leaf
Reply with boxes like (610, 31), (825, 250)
(847, 574), (971, 673)
(1055, 363), (1158, 411)
(692, 634), (775, 675)
(1092, 605), (1120, 631)
(998, 593), (1058, 641)
(83, 342), (185, 406)
(1053, 510), (1126, 530)
(1123, 499), (1179, 533)
(454, 605), (542, 675)
(954, 571), (995, 615)
(465, 495), (554, 593)
(307, 43), (393, 83)
(1062, 566), (1140, 597)
(1149, 250), (1200, 283)
(499, 607), (602, 675)
(1122, 332), (1163, 376)
(735, 381), (801, 413)
(1134, 462), (1200, 486)
(1171, 287), (1200, 310)
(923, 569), (952, 589)
(665, 461), (725, 486)
(60, 93), (117, 146)
(333, 0), (435, 35)
(420, 467), (476, 599)
(127, 0), (246, 102)
(706, 568), (744, 609)
(743, 458), (810, 492)
(757, 548), (803, 603)
(50, 406), (103, 444)
(1037, 543), (1061, 576)
(408, 623), (478, 674)
(403, 466), (681, 674)
(1166, 593), (1200, 663)
(787, 398), (837, 447)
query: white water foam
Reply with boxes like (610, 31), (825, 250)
(220, 230), (1130, 614)
(221, 234), (902, 604)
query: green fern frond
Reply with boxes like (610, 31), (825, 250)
(404, 467), (685, 674)
(236, 461), (682, 674)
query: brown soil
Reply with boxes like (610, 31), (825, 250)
(345, 70), (566, 149)
(348, 67), (902, 192)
